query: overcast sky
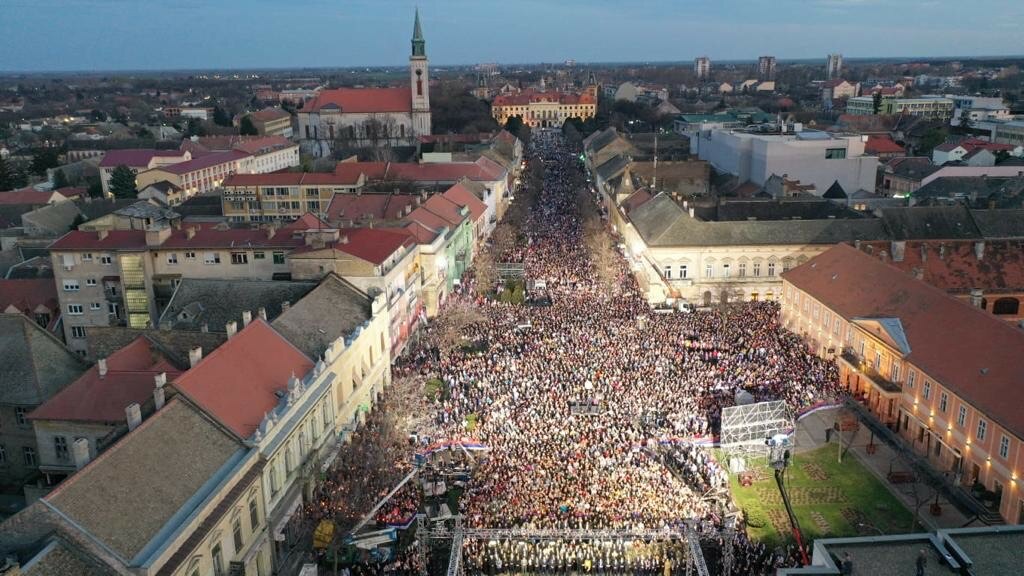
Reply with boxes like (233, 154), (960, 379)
(1, 0), (1022, 72)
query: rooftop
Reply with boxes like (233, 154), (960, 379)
(306, 87), (412, 114)
(272, 274), (373, 359)
(158, 278), (316, 332)
(859, 239), (1024, 293)
(0, 314), (87, 406)
(98, 149), (187, 168)
(172, 320), (313, 439)
(783, 244), (1024, 439)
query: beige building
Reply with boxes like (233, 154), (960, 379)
(783, 244), (1024, 524)
(491, 89), (597, 128)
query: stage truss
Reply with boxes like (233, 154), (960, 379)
(421, 517), (709, 576)
(720, 400), (794, 459)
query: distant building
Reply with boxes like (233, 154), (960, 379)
(296, 10), (432, 156)
(491, 89), (596, 128)
(993, 120), (1024, 147)
(757, 55), (776, 81)
(179, 107), (214, 121)
(694, 56), (711, 80)
(847, 95), (954, 121)
(245, 108), (293, 137)
(821, 79), (860, 104)
(826, 53), (843, 80)
(97, 149), (191, 197)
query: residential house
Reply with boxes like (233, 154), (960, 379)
(0, 278), (61, 335)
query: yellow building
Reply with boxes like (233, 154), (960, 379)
(491, 89), (597, 128)
(783, 244), (1024, 524)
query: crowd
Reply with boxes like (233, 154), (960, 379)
(312, 129), (841, 575)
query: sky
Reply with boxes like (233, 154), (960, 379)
(1, 0), (1023, 72)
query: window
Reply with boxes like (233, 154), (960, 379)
(82, 253), (93, 262)
(753, 262), (761, 277)
(253, 251), (265, 260)
(54, 436), (69, 461)
(67, 304), (83, 315)
(211, 544), (224, 576)
(939, 392), (948, 413)
(957, 405), (967, 427)
(203, 252), (221, 265)
(722, 263), (730, 278)
(0, 445), (6, 464)
(70, 326), (86, 339)
(230, 252), (248, 265)
(15, 408), (27, 426)
(273, 251), (285, 265)
(232, 518), (244, 553)
(825, 148), (847, 159)
(874, 350), (882, 369)
(907, 370), (916, 389)
(680, 265), (688, 279)
(285, 444), (294, 474)
(738, 262), (746, 277)
(99, 255), (113, 265)
(705, 263), (713, 278)
(1000, 435), (1010, 459)
(23, 447), (35, 467)
(62, 280), (80, 291)
(890, 362), (899, 383)
(108, 302), (119, 316)
(269, 462), (280, 495)
(663, 265), (672, 279)
(923, 381), (931, 400)
(86, 278), (97, 286)
(977, 419), (987, 441)
(90, 302), (101, 311)
(767, 262), (776, 277)
(185, 251), (196, 260)
(249, 498), (260, 531)
(167, 253), (178, 265)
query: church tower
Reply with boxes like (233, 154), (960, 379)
(410, 8), (431, 137)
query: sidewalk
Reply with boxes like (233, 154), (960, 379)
(794, 407), (970, 531)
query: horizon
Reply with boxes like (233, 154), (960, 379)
(2, 0), (1023, 74)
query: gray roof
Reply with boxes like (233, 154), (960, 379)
(630, 193), (887, 247)
(970, 209), (1024, 239)
(139, 181), (182, 194)
(112, 201), (179, 221)
(823, 180), (848, 199)
(912, 176), (1016, 201)
(22, 538), (116, 576)
(272, 273), (373, 359)
(887, 159), (940, 181)
(879, 206), (981, 240)
(595, 154), (631, 183)
(83, 327), (227, 364)
(0, 314), (87, 406)
(158, 278), (317, 333)
(709, 198), (863, 222)
(75, 198), (139, 222)
(174, 195), (223, 218)
(46, 400), (243, 561)
(4, 256), (54, 279)
(20, 201), (82, 235)
(584, 128), (619, 154)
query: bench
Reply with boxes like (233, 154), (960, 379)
(887, 470), (915, 484)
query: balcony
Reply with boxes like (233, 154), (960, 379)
(840, 348), (902, 393)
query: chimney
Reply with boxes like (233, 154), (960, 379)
(258, 307), (267, 321)
(188, 346), (203, 367)
(200, 322), (209, 333)
(186, 227), (197, 240)
(153, 372), (167, 410)
(97, 358), (108, 378)
(939, 244), (946, 260)
(72, 438), (91, 470)
(854, 239), (862, 250)
(974, 241), (985, 260)
(226, 321), (238, 339)
(281, 300), (291, 312)
(891, 240), (906, 262)
(970, 289), (984, 308)
(267, 226), (277, 239)
(920, 244), (928, 262)
(125, 403), (142, 432)
(242, 310), (253, 327)
(97, 229), (109, 241)
(688, 207), (695, 218)
(912, 267), (924, 280)
(340, 235), (349, 244)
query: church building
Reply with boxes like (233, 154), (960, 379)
(297, 10), (433, 157)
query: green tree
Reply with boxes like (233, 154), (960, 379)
(85, 176), (104, 198)
(239, 115), (259, 135)
(184, 118), (207, 138)
(504, 115), (524, 136)
(213, 105), (233, 127)
(52, 168), (69, 189)
(918, 126), (949, 156)
(108, 165), (138, 198)
(30, 148), (60, 176)
(0, 157), (17, 191)
(872, 92), (883, 115)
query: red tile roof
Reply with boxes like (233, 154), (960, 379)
(784, 244), (1024, 437)
(293, 227), (415, 265)
(865, 135), (905, 155)
(154, 150), (250, 175)
(821, 79), (849, 88)
(442, 183), (487, 222)
(231, 135), (295, 155)
(0, 188), (64, 205)
(55, 187), (88, 199)
(49, 230), (148, 251)
(306, 87), (411, 113)
(249, 108), (291, 122)
(172, 320), (312, 438)
(280, 212), (329, 232)
(0, 279), (59, 325)
(492, 89), (596, 107)
(158, 224), (306, 250)
(419, 194), (465, 226)
(99, 149), (187, 168)
(401, 220), (440, 244)
(28, 337), (182, 424)
(858, 240), (1024, 292)
(326, 193), (420, 223)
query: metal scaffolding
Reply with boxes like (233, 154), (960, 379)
(720, 400), (794, 459)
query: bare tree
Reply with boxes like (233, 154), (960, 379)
(490, 223), (517, 261)
(472, 249), (499, 296)
(430, 300), (486, 355)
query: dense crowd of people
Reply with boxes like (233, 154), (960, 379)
(314, 129), (841, 575)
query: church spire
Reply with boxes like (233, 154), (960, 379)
(411, 8), (426, 58)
